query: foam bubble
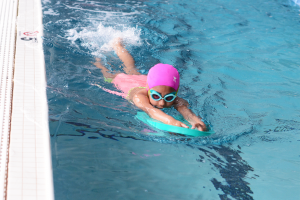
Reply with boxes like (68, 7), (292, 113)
(66, 23), (142, 57)
(42, 0), (51, 4)
(44, 8), (60, 16)
(291, 0), (300, 6)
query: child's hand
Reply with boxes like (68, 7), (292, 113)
(169, 119), (189, 129)
(191, 123), (207, 131)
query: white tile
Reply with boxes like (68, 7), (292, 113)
(37, 184), (46, 191)
(23, 138), (35, 144)
(36, 190), (45, 196)
(23, 161), (37, 170)
(11, 105), (24, 111)
(10, 130), (24, 136)
(35, 152), (44, 158)
(11, 125), (24, 132)
(11, 124), (24, 130)
(7, 195), (23, 200)
(7, 188), (22, 196)
(23, 126), (35, 131)
(23, 156), (36, 163)
(7, 176), (22, 185)
(8, 150), (23, 159)
(9, 156), (23, 163)
(35, 157), (44, 163)
(34, 119), (43, 126)
(11, 119), (24, 125)
(23, 143), (36, 153)
(23, 172), (36, 179)
(37, 177), (45, 183)
(23, 184), (37, 192)
(35, 134), (44, 139)
(9, 152), (23, 160)
(10, 136), (23, 143)
(36, 170), (45, 179)
(7, 181), (22, 190)
(6, 170), (22, 178)
(13, 89), (25, 94)
(24, 63), (35, 67)
(36, 161), (45, 169)
(23, 151), (35, 158)
(24, 118), (34, 123)
(9, 147), (23, 153)
(23, 195), (37, 200)
(24, 96), (35, 101)
(23, 134), (36, 139)
(36, 163), (45, 171)
(23, 178), (37, 185)
(14, 73), (25, 78)
(11, 125), (24, 130)
(23, 162), (36, 170)
(7, 165), (23, 173)
(23, 148), (36, 154)
(24, 89), (35, 93)
(24, 129), (35, 135)
(11, 116), (24, 122)
(35, 143), (44, 149)
(37, 196), (46, 200)
(13, 83), (24, 88)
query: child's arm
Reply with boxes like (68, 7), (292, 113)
(174, 97), (207, 131)
(132, 90), (189, 128)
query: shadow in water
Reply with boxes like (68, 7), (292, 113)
(198, 146), (254, 200)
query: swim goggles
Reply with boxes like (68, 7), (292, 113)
(149, 90), (177, 102)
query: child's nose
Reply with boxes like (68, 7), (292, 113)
(159, 99), (166, 107)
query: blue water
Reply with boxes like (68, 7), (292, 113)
(42, 0), (300, 199)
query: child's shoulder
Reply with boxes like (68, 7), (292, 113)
(128, 87), (147, 100)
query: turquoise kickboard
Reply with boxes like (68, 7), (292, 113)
(136, 112), (214, 137)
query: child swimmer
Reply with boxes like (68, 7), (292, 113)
(94, 38), (207, 131)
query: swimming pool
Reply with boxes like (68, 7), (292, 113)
(42, 0), (300, 199)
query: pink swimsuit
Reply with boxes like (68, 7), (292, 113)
(109, 73), (147, 98)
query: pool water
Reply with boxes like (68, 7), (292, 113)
(42, 0), (300, 199)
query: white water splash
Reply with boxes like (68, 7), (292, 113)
(66, 23), (142, 56)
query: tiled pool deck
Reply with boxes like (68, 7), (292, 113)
(0, 0), (54, 199)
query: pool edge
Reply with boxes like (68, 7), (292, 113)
(1, 0), (54, 199)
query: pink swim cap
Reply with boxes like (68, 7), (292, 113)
(147, 63), (180, 91)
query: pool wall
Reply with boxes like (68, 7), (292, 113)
(0, 0), (54, 199)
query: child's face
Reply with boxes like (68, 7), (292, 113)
(149, 85), (176, 109)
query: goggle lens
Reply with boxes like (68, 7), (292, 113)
(149, 90), (176, 102)
(165, 95), (175, 102)
(152, 94), (160, 100)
